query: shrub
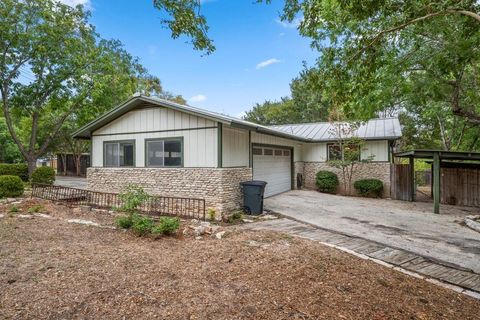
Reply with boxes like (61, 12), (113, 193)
(0, 164), (29, 181)
(9, 205), (19, 213)
(315, 171), (339, 193)
(28, 204), (45, 213)
(151, 217), (180, 236)
(31, 166), (55, 185)
(207, 208), (217, 221)
(354, 179), (384, 197)
(118, 185), (150, 213)
(0, 175), (24, 198)
(116, 214), (135, 229)
(131, 215), (154, 236)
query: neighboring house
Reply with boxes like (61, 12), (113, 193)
(73, 94), (402, 214)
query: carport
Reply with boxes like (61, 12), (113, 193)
(394, 150), (480, 213)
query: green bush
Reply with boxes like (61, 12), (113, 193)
(131, 214), (154, 236)
(354, 179), (384, 197)
(115, 214), (135, 229)
(315, 171), (339, 193)
(0, 163), (29, 181)
(207, 208), (217, 221)
(0, 175), (24, 198)
(31, 166), (55, 185)
(151, 217), (180, 235)
(118, 185), (150, 213)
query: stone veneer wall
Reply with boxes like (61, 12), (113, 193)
(294, 161), (305, 190)
(300, 162), (392, 197)
(87, 167), (252, 215)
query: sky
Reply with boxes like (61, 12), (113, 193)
(61, 0), (318, 117)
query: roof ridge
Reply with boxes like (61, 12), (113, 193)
(269, 117), (399, 127)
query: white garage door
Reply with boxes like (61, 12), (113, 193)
(252, 146), (292, 197)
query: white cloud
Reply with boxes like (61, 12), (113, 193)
(189, 94), (207, 103)
(58, 0), (91, 8)
(256, 58), (281, 70)
(275, 17), (302, 29)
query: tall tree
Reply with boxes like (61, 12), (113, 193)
(0, 117), (22, 163)
(0, 0), (186, 175)
(244, 70), (329, 125)
(278, 0), (480, 124)
(0, 0), (98, 175)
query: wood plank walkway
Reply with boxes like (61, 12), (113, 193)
(243, 218), (480, 296)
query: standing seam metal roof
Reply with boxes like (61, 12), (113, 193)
(73, 94), (402, 141)
(269, 118), (402, 141)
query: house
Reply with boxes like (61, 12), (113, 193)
(73, 94), (402, 214)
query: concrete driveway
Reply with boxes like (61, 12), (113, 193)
(265, 190), (480, 274)
(54, 176), (87, 189)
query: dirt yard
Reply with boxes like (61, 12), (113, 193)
(0, 199), (479, 319)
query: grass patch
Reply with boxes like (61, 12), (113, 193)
(27, 205), (45, 214)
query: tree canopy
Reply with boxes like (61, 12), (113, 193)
(243, 69), (329, 125)
(0, 0), (185, 170)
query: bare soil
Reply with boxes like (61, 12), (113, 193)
(0, 199), (479, 319)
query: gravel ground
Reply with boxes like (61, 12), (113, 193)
(0, 200), (479, 319)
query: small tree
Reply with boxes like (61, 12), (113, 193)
(327, 122), (374, 196)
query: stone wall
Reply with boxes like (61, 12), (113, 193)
(294, 161), (305, 190)
(300, 162), (392, 197)
(87, 167), (252, 215)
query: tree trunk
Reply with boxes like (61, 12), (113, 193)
(60, 154), (67, 176)
(75, 154), (81, 176)
(27, 158), (37, 178)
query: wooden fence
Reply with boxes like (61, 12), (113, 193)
(391, 164), (413, 201)
(441, 167), (480, 207)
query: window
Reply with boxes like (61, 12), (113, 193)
(263, 148), (273, 156)
(283, 150), (290, 157)
(327, 144), (342, 161)
(252, 148), (263, 155)
(274, 149), (283, 156)
(104, 141), (135, 167)
(327, 143), (360, 161)
(146, 138), (183, 167)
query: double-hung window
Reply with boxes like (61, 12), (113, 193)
(104, 140), (135, 167)
(146, 138), (183, 167)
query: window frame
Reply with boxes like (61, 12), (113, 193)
(145, 137), (184, 168)
(103, 140), (136, 167)
(327, 143), (361, 161)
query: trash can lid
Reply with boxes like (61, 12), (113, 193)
(240, 180), (267, 186)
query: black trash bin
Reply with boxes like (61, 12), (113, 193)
(240, 180), (267, 215)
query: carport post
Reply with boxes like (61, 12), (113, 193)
(409, 156), (415, 201)
(433, 152), (440, 214)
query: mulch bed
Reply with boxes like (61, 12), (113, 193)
(0, 199), (479, 319)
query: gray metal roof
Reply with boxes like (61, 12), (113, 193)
(73, 94), (402, 142)
(72, 94), (306, 141)
(269, 118), (402, 141)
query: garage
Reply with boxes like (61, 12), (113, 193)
(252, 145), (292, 197)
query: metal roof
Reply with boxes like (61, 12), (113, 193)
(72, 94), (306, 141)
(269, 118), (402, 141)
(73, 94), (402, 142)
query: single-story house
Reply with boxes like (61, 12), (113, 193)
(73, 94), (402, 214)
